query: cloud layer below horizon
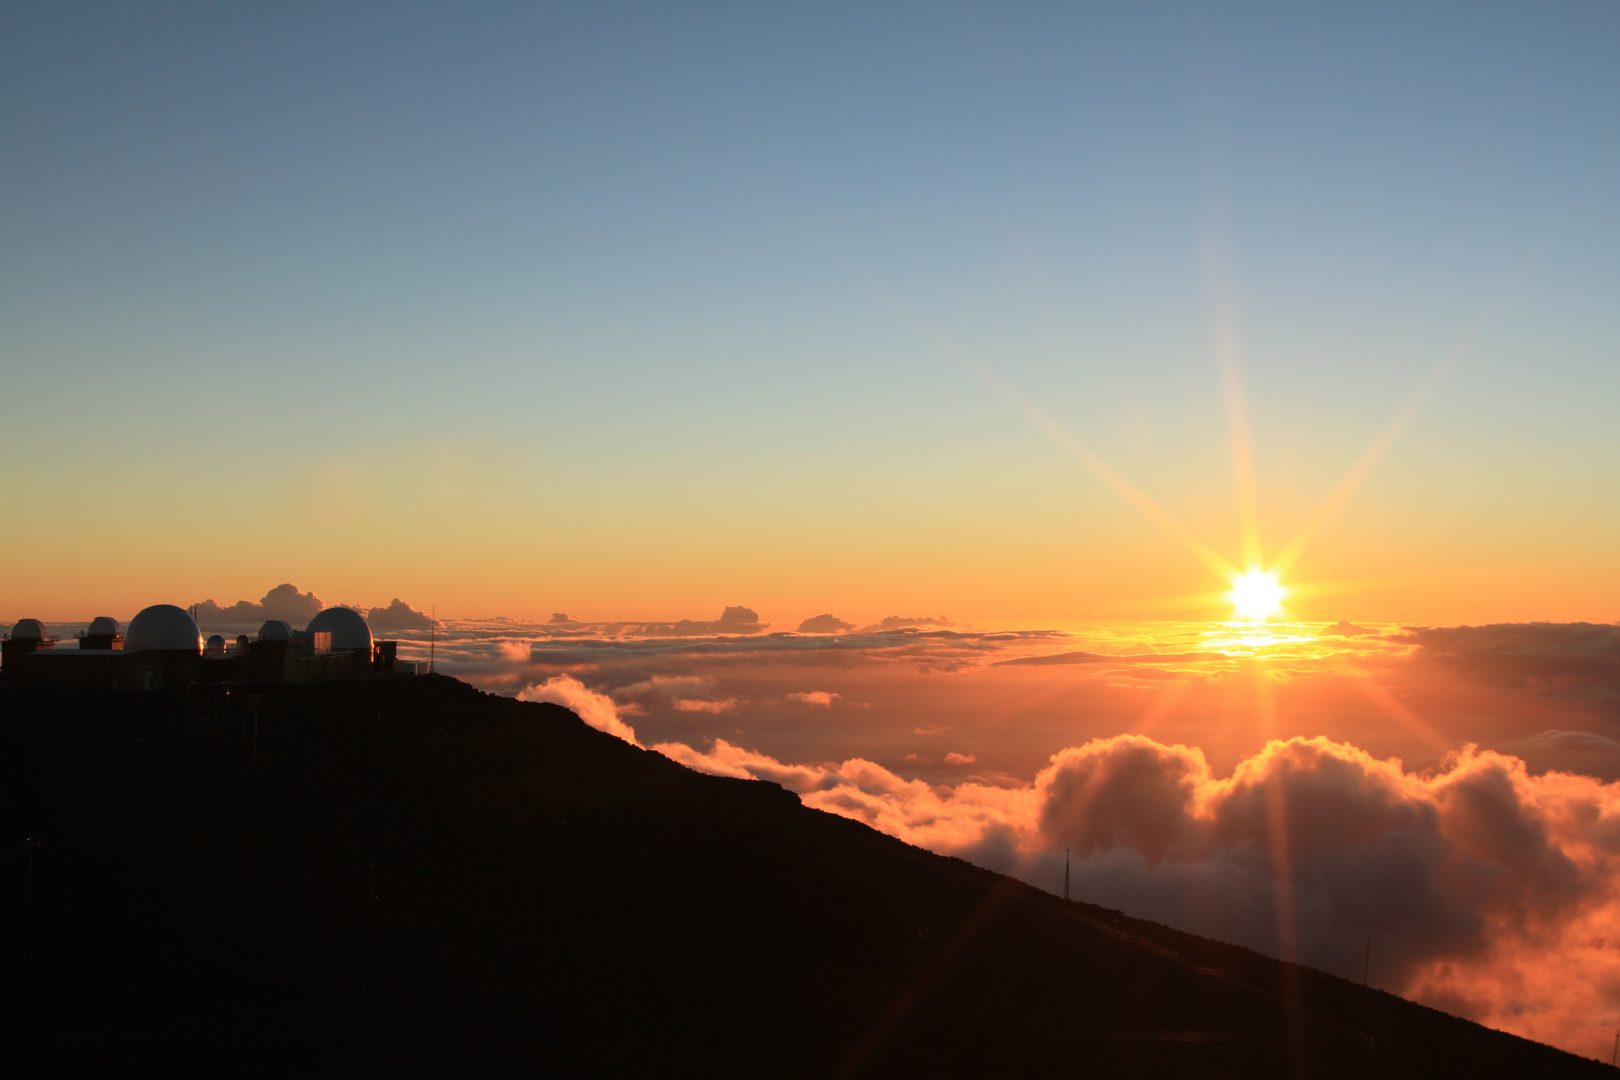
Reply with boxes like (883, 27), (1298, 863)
(384, 613), (1620, 1060)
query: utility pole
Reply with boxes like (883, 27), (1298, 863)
(1363, 935), (1372, 986)
(1064, 846), (1070, 902)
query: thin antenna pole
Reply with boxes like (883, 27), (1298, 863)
(1363, 935), (1372, 986)
(1064, 846), (1070, 902)
(430, 605), (435, 674)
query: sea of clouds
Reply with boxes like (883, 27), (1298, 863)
(399, 610), (1620, 1060)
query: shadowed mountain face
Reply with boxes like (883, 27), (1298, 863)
(0, 678), (1607, 1078)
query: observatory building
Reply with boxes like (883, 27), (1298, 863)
(2, 604), (422, 690)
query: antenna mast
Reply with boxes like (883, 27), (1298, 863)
(430, 604), (436, 673)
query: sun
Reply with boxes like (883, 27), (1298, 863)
(1228, 570), (1286, 620)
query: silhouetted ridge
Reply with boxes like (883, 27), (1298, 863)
(0, 678), (1606, 1077)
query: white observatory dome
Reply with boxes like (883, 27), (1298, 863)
(10, 618), (47, 640)
(125, 605), (203, 653)
(306, 607), (373, 652)
(205, 634), (227, 655)
(87, 616), (119, 636)
(258, 620), (294, 642)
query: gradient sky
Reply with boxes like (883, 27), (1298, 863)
(5, 2), (1619, 624)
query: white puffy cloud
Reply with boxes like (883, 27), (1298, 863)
(517, 674), (639, 744)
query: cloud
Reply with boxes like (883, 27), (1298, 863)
(591, 606), (770, 638)
(191, 585), (434, 633)
(1321, 620), (1379, 637)
(611, 675), (740, 715)
(673, 698), (738, 713)
(365, 598), (437, 631)
(943, 752), (977, 765)
(995, 650), (1223, 668)
(194, 583), (324, 629)
(797, 614), (856, 633)
(859, 614), (959, 633)
(613, 675), (718, 700)
(1497, 730), (1620, 782)
(786, 691), (839, 707)
(1401, 622), (1620, 719)
(517, 674), (639, 743)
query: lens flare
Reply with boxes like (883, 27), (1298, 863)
(1229, 570), (1285, 620)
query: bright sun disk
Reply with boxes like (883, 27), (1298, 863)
(1229, 570), (1285, 620)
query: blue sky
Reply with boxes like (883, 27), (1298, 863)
(4, 2), (1618, 621)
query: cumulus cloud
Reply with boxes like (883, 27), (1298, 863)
(943, 751), (977, 765)
(194, 583), (324, 628)
(797, 614), (856, 633)
(365, 598), (437, 630)
(517, 674), (639, 743)
(786, 691), (839, 707)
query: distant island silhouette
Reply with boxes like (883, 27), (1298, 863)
(0, 677), (1608, 1077)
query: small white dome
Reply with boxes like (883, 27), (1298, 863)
(205, 634), (227, 655)
(126, 605), (202, 653)
(87, 616), (120, 636)
(10, 618), (47, 640)
(306, 607), (373, 652)
(258, 620), (293, 643)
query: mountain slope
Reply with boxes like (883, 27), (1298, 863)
(0, 676), (1607, 1077)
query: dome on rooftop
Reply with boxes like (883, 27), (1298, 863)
(10, 618), (47, 640)
(126, 605), (202, 653)
(87, 616), (119, 636)
(306, 607), (373, 652)
(258, 620), (293, 643)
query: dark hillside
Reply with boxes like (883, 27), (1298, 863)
(0, 677), (1607, 1077)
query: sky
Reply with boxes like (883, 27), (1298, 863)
(7, 3), (1620, 1061)
(5, 2), (1620, 626)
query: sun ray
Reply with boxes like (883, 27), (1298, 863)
(1351, 680), (1455, 758)
(847, 271), (1242, 585)
(1269, 328), (1480, 581)
(1202, 229), (1264, 572)
(990, 381), (1240, 582)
